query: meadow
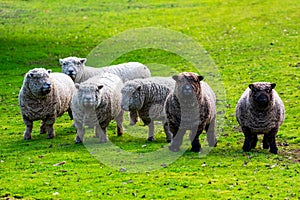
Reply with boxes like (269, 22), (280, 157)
(0, 0), (299, 199)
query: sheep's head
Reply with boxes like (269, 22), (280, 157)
(249, 82), (276, 109)
(121, 82), (144, 111)
(59, 57), (86, 81)
(25, 68), (52, 98)
(75, 83), (103, 109)
(173, 72), (203, 102)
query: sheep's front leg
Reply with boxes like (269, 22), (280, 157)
(115, 110), (124, 136)
(169, 128), (185, 152)
(242, 126), (252, 152)
(206, 116), (217, 147)
(96, 125), (108, 143)
(23, 119), (33, 140)
(46, 123), (55, 139)
(75, 122), (85, 144)
(190, 126), (203, 152)
(267, 128), (278, 154)
(129, 111), (138, 126)
(147, 120), (155, 142)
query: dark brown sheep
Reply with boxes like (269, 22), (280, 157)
(165, 72), (217, 152)
(236, 82), (285, 154)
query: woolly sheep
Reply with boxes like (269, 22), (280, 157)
(165, 72), (217, 152)
(59, 56), (151, 125)
(19, 68), (76, 140)
(236, 82), (285, 154)
(120, 77), (175, 142)
(71, 73), (124, 143)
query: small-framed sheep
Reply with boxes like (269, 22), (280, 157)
(165, 72), (217, 152)
(71, 73), (124, 143)
(19, 68), (76, 140)
(120, 77), (175, 142)
(236, 82), (285, 154)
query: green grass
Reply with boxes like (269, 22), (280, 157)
(0, 0), (299, 199)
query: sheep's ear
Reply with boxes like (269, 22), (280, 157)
(75, 83), (80, 89)
(80, 58), (87, 65)
(172, 75), (179, 81)
(248, 84), (254, 90)
(198, 76), (204, 81)
(97, 85), (104, 90)
(59, 59), (63, 65)
(136, 85), (142, 91)
(271, 83), (276, 89)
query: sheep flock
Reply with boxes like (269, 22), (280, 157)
(18, 57), (285, 154)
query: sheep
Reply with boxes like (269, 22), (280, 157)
(71, 73), (124, 143)
(19, 68), (76, 140)
(236, 82), (285, 154)
(120, 77), (175, 142)
(165, 72), (217, 152)
(59, 56), (151, 125)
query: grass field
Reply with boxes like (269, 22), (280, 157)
(0, 0), (299, 199)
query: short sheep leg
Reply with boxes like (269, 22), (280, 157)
(46, 123), (55, 139)
(268, 128), (278, 154)
(97, 125), (108, 143)
(24, 120), (33, 140)
(169, 128), (185, 152)
(115, 110), (124, 136)
(75, 122), (85, 144)
(147, 121), (155, 142)
(190, 127), (203, 152)
(250, 133), (258, 149)
(262, 134), (270, 149)
(40, 121), (47, 134)
(242, 126), (252, 152)
(205, 116), (217, 147)
(129, 111), (138, 126)
(163, 121), (172, 143)
(67, 108), (73, 120)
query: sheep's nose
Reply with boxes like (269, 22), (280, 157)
(68, 67), (74, 73)
(43, 82), (51, 89)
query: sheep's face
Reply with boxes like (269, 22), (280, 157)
(173, 72), (203, 102)
(25, 68), (52, 98)
(60, 57), (86, 81)
(75, 84), (103, 109)
(249, 82), (276, 109)
(121, 84), (144, 111)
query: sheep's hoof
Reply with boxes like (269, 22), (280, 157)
(169, 145), (180, 152)
(75, 140), (82, 144)
(24, 135), (32, 140)
(191, 146), (201, 152)
(47, 134), (55, 139)
(130, 121), (136, 126)
(147, 136), (154, 142)
(117, 132), (123, 136)
(269, 148), (278, 154)
(166, 139), (172, 143)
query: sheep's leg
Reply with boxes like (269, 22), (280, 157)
(189, 126), (203, 152)
(250, 133), (258, 149)
(169, 128), (185, 152)
(129, 111), (138, 126)
(67, 108), (73, 120)
(147, 120), (155, 142)
(242, 126), (252, 152)
(163, 121), (172, 143)
(46, 123), (55, 139)
(115, 110), (124, 136)
(75, 122), (85, 144)
(40, 121), (46, 134)
(23, 119), (33, 140)
(262, 134), (270, 149)
(206, 116), (217, 147)
(268, 128), (278, 154)
(97, 125), (108, 143)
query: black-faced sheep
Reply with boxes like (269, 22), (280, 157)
(71, 73), (124, 143)
(59, 56), (151, 125)
(19, 68), (76, 140)
(120, 77), (175, 142)
(165, 72), (217, 152)
(236, 82), (285, 154)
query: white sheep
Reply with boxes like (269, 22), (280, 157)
(236, 82), (285, 154)
(71, 73), (124, 143)
(59, 56), (151, 124)
(19, 68), (76, 140)
(121, 77), (175, 142)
